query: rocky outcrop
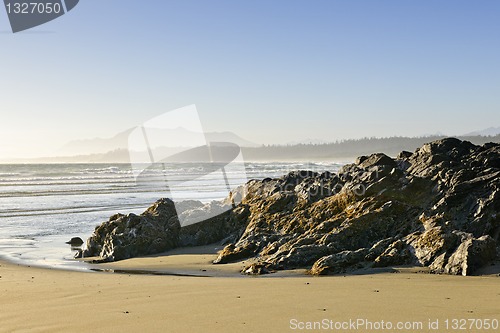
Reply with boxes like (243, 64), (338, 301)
(83, 138), (499, 275)
(215, 138), (499, 275)
(81, 199), (246, 262)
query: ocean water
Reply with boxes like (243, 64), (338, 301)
(0, 162), (342, 270)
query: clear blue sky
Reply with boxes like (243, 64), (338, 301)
(1, 1), (499, 157)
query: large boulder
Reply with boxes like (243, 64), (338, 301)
(82, 198), (245, 262)
(82, 198), (181, 261)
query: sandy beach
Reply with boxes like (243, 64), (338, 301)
(1, 249), (499, 333)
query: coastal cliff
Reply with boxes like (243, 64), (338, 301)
(82, 138), (499, 276)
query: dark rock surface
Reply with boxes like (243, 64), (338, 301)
(81, 199), (246, 262)
(83, 138), (499, 275)
(66, 237), (84, 246)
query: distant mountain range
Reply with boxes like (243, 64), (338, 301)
(57, 128), (134, 156)
(463, 127), (500, 137)
(57, 128), (260, 156)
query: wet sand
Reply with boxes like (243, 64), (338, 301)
(1, 249), (499, 332)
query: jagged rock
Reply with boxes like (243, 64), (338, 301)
(242, 263), (272, 275)
(442, 235), (496, 276)
(82, 138), (499, 276)
(294, 172), (340, 203)
(359, 153), (396, 169)
(213, 242), (258, 264)
(83, 198), (245, 262)
(365, 238), (395, 261)
(178, 201), (237, 246)
(310, 248), (369, 275)
(407, 227), (459, 266)
(265, 244), (331, 270)
(66, 237), (84, 246)
(83, 198), (181, 261)
(373, 240), (412, 267)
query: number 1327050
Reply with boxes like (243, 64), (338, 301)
(5, 2), (62, 14)
(444, 318), (498, 330)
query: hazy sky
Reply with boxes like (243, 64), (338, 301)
(1, 1), (499, 158)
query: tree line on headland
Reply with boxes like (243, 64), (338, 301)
(241, 135), (500, 161)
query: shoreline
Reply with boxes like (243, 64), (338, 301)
(4, 241), (500, 278)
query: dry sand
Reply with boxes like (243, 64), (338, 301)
(1, 249), (499, 333)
